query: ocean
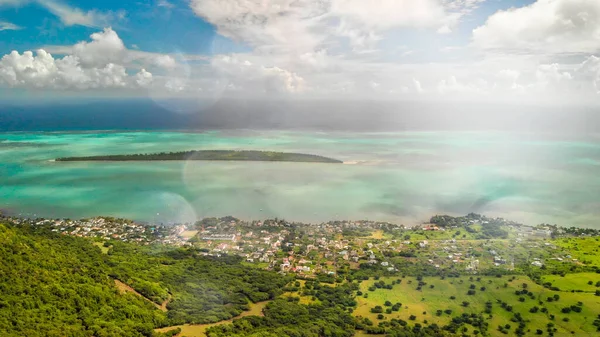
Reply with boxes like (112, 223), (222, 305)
(1, 130), (599, 228)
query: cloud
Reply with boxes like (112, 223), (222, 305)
(157, 0), (174, 9)
(0, 0), (27, 6)
(212, 54), (305, 94)
(185, 0), (494, 98)
(0, 28), (164, 90)
(71, 28), (126, 67)
(0, 49), (134, 89)
(190, 0), (327, 53)
(0, 21), (22, 31)
(473, 0), (600, 54)
(37, 0), (125, 28)
(135, 68), (153, 87)
(0, 1), (125, 28)
(40, 28), (194, 72)
(330, 0), (446, 30)
(190, 0), (480, 54)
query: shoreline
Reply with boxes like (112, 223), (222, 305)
(0, 208), (584, 231)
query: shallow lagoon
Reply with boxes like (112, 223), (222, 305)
(1, 130), (599, 228)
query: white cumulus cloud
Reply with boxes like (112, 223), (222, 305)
(473, 0), (600, 54)
(0, 28), (172, 91)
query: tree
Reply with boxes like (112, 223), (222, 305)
(371, 306), (383, 314)
(462, 301), (470, 307)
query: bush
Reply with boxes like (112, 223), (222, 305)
(371, 306), (383, 313)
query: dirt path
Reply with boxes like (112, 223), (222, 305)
(159, 295), (171, 312)
(113, 279), (168, 312)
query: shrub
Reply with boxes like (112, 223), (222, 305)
(371, 306), (383, 313)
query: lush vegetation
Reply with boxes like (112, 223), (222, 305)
(56, 150), (343, 163)
(107, 242), (292, 325)
(206, 283), (359, 337)
(0, 223), (166, 337)
(2, 213), (600, 337)
(0, 222), (291, 336)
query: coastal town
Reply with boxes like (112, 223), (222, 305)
(2, 212), (598, 279)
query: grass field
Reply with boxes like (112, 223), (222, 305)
(553, 237), (600, 267)
(92, 241), (109, 254)
(542, 273), (600, 292)
(181, 230), (199, 239)
(355, 275), (600, 337)
(155, 301), (269, 337)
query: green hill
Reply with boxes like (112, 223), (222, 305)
(0, 223), (291, 337)
(0, 223), (165, 337)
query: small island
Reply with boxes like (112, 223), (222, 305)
(55, 150), (343, 164)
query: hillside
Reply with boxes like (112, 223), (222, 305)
(0, 223), (292, 337)
(1, 214), (599, 337)
(0, 223), (165, 337)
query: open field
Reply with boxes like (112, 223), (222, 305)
(92, 241), (109, 254)
(553, 237), (600, 267)
(355, 275), (600, 337)
(542, 273), (600, 292)
(180, 230), (199, 239)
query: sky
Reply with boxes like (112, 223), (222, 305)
(0, 0), (600, 105)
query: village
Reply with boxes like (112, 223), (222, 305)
(2, 212), (596, 279)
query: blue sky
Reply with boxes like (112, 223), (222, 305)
(0, 0), (248, 55)
(0, 0), (599, 105)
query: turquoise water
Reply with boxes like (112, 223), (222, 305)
(1, 130), (599, 228)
